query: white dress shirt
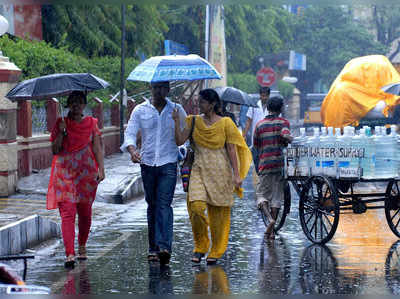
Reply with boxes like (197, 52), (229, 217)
(120, 98), (187, 167)
(246, 100), (269, 147)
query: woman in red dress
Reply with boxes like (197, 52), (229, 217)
(47, 91), (105, 268)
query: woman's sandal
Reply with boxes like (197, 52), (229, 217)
(65, 255), (75, 268)
(191, 252), (205, 264)
(148, 253), (159, 262)
(77, 246), (88, 261)
(206, 257), (218, 265)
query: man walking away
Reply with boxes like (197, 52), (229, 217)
(242, 87), (270, 174)
(121, 81), (187, 265)
(253, 97), (293, 240)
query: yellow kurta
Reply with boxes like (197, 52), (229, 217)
(190, 145), (233, 206)
(186, 115), (252, 207)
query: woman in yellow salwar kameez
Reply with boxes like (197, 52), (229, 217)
(173, 89), (252, 265)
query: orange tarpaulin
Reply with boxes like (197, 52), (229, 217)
(321, 55), (400, 127)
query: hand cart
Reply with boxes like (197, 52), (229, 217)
(261, 149), (400, 245)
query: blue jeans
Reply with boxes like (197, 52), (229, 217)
(141, 162), (177, 254)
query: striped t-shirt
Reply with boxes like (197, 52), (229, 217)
(253, 115), (291, 174)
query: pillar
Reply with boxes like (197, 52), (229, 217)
(17, 100), (33, 177)
(17, 101), (32, 138)
(0, 55), (21, 196)
(111, 100), (120, 127)
(92, 97), (104, 129)
(46, 98), (59, 133)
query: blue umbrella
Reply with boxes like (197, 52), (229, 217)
(127, 54), (222, 82)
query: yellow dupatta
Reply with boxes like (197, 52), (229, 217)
(186, 115), (252, 198)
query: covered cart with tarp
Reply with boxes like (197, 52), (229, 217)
(321, 55), (400, 128)
(270, 56), (400, 244)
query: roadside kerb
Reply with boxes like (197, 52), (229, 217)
(0, 215), (60, 255)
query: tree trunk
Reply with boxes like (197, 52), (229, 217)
(389, 41), (400, 61)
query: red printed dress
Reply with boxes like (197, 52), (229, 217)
(47, 116), (101, 210)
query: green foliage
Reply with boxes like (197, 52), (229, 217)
(8, 4), (392, 108)
(42, 5), (169, 59)
(224, 5), (292, 73)
(162, 6), (204, 55)
(289, 6), (388, 92)
(277, 80), (294, 99)
(0, 35), (142, 107)
(227, 73), (259, 94)
(0, 35), (88, 79)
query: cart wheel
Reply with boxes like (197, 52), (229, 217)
(299, 244), (339, 294)
(260, 180), (291, 232)
(385, 240), (400, 294)
(385, 180), (400, 238)
(299, 176), (340, 244)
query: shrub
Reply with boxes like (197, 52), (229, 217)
(277, 80), (294, 99)
(227, 72), (259, 94)
(0, 35), (143, 107)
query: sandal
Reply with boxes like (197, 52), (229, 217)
(206, 258), (218, 265)
(77, 246), (87, 260)
(65, 255), (75, 268)
(158, 250), (171, 266)
(191, 252), (205, 263)
(147, 253), (159, 262)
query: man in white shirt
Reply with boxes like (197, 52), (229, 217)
(242, 86), (271, 173)
(121, 81), (186, 266)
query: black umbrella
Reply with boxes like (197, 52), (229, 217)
(6, 73), (110, 101)
(381, 82), (400, 95)
(213, 86), (258, 107)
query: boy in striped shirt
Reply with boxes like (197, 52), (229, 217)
(253, 96), (293, 240)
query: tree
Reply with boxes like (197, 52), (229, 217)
(162, 5), (293, 74)
(162, 5), (205, 56)
(41, 5), (169, 59)
(227, 73), (258, 93)
(0, 35), (142, 106)
(224, 5), (292, 73)
(370, 5), (400, 60)
(289, 5), (387, 93)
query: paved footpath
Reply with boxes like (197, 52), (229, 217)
(2, 152), (143, 254)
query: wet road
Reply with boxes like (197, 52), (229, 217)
(14, 169), (400, 294)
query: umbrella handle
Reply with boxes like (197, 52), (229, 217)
(59, 103), (65, 121)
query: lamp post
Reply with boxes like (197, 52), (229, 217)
(120, 4), (126, 146)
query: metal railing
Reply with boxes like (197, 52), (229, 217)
(103, 107), (112, 127)
(31, 106), (47, 135)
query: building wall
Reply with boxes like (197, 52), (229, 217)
(0, 5), (43, 41)
(17, 126), (121, 177)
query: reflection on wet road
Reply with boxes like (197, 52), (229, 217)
(18, 170), (400, 294)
